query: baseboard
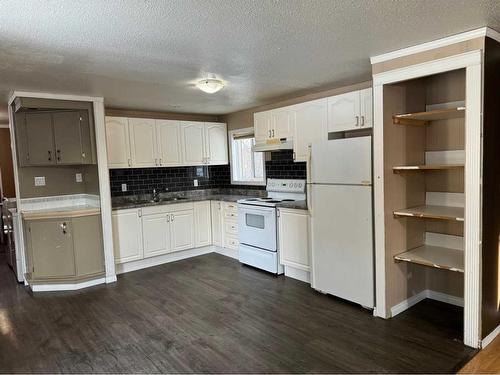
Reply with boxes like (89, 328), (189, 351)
(105, 275), (117, 283)
(30, 277), (106, 292)
(115, 246), (215, 274)
(284, 266), (310, 283)
(391, 289), (464, 317)
(214, 246), (238, 259)
(481, 324), (500, 348)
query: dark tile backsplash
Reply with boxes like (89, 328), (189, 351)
(109, 150), (306, 197)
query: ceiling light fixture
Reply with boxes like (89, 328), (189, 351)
(196, 74), (225, 94)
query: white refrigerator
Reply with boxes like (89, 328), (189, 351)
(309, 136), (374, 308)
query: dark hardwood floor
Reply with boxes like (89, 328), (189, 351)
(0, 251), (476, 373)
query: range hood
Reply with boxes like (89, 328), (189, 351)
(252, 138), (293, 152)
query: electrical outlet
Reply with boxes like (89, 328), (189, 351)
(75, 173), (83, 183)
(121, 183), (127, 192)
(193, 179), (199, 187)
(34, 176), (46, 186)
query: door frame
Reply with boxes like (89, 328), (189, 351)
(372, 50), (483, 348)
(8, 91), (117, 286)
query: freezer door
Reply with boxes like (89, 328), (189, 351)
(310, 184), (374, 307)
(310, 136), (372, 185)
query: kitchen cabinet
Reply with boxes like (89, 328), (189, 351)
(204, 122), (228, 165)
(142, 212), (171, 258)
(112, 208), (144, 263)
(170, 209), (195, 251)
(222, 202), (239, 250)
(25, 214), (104, 281)
(327, 88), (372, 132)
(181, 122), (206, 165)
(129, 118), (158, 167)
(18, 110), (96, 167)
(194, 201), (212, 247)
(156, 120), (182, 166)
(105, 116), (131, 168)
(278, 208), (309, 271)
(293, 98), (328, 162)
(22, 112), (55, 166)
(254, 108), (293, 143)
(210, 201), (223, 247)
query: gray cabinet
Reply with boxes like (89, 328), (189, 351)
(17, 110), (96, 166)
(25, 214), (104, 281)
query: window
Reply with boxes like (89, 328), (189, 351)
(229, 128), (266, 185)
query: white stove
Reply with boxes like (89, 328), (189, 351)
(237, 179), (306, 274)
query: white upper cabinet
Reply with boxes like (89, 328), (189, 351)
(254, 111), (272, 143)
(105, 117), (131, 168)
(181, 122), (206, 166)
(156, 120), (182, 166)
(359, 88), (373, 128)
(327, 88), (373, 132)
(272, 108), (294, 139)
(129, 118), (157, 167)
(204, 122), (228, 165)
(293, 98), (328, 162)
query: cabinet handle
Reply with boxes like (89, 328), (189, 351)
(361, 116), (365, 127)
(293, 151), (296, 161)
(272, 129), (275, 137)
(171, 214), (174, 222)
(155, 158), (158, 166)
(355, 116), (359, 127)
(56, 149), (61, 161)
(60, 222), (67, 234)
(159, 158), (162, 166)
(268, 130), (272, 138)
(128, 159), (132, 167)
(48, 150), (52, 161)
(167, 215), (170, 223)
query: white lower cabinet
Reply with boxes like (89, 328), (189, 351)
(278, 208), (310, 271)
(142, 213), (171, 258)
(112, 208), (144, 263)
(194, 201), (212, 247)
(210, 201), (223, 246)
(170, 209), (195, 251)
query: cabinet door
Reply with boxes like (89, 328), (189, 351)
(170, 209), (195, 252)
(129, 118), (157, 167)
(142, 213), (171, 258)
(28, 218), (75, 278)
(211, 201), (223, 246)
(272, 107), (294, 139)
(53, 111), (84, 164)
(24, 112), (55, 166)
(194, 201), (212, 247)
(112, 209), (143, 263)
(156, 120), (182, 166)
(359, 88), (373, 128)
(327, 91), (361, 132)
(278, 209), (309, 271)
(205, 122), (228, 165)
(105, 117), (131, 168)
(254, 111), (272, 142)
(293, 99), (328, 162)
(181, 122), (205, 165)
(73, 214), (104, 276)
(78, 110), (95, 164)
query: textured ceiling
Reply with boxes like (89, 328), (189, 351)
(1, 0), (500, 116)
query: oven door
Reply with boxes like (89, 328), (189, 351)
(238, 204), (277, 251)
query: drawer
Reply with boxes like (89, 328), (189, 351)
(141, 202), (194, 215)
(225, 221), (238, 235)
(224, 211), (238, 220)
(222, 201), (238, 212)
(225, 235), (239, 250)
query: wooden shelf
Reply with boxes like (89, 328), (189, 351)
(393, 164), (464, 173)
(393, 107), (465, 126)
(393, 205), (464, 222)
(394, 245), (464, 273)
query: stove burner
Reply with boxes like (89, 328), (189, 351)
(260, 197), (273, 200)
(245, 198), (259, 201)
(266, 200), (281, 203)
(281, 199), (295, 201)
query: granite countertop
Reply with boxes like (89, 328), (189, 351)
(112, 189), (308, 210)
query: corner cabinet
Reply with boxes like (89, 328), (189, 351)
(278, 208), (310, 271)
(105, 117), (228, 168)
